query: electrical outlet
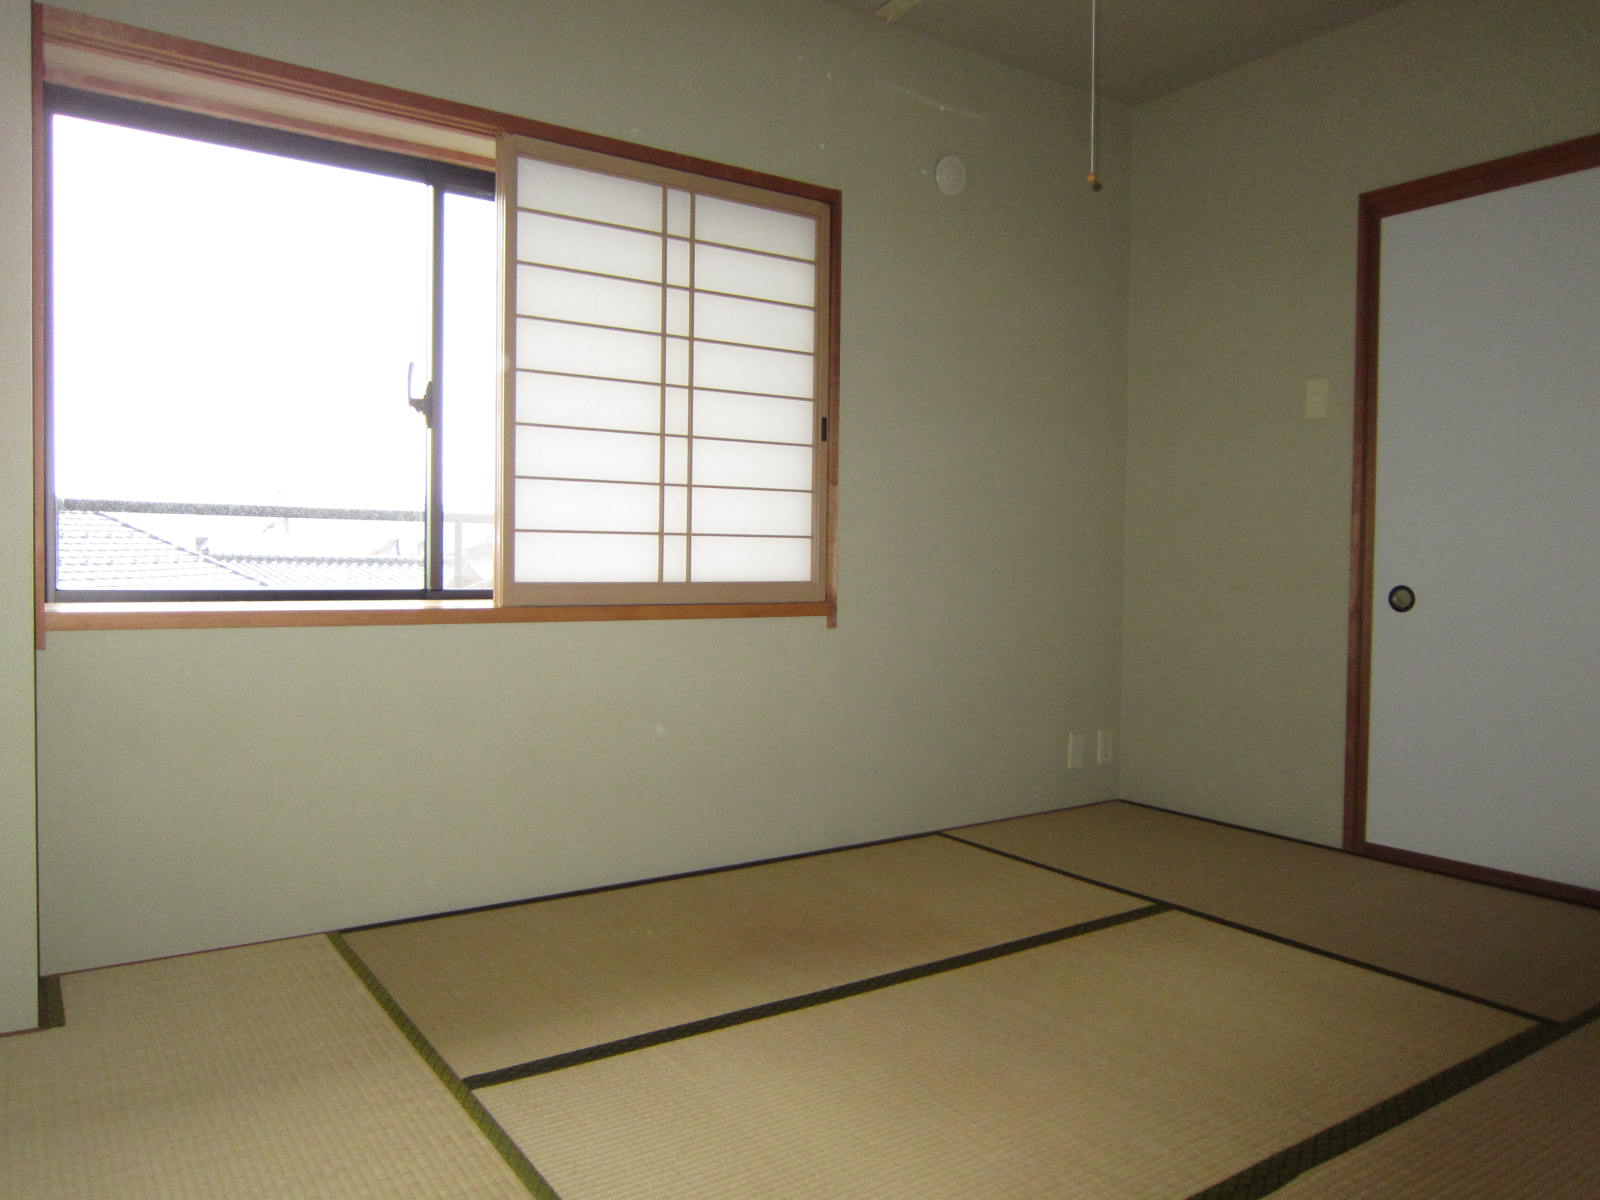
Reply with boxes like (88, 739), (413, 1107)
(1096, 729), (1115, 765)
(1067, 732), (1086, 769)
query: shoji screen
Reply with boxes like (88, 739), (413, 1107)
(498, 137), (832, 606)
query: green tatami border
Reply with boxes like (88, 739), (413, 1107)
(326, 931), (562, 1200)
(463, 902), (1168, 1089)
(940, 831), (1551, 1024)
(1187, 998), (1600, 1199)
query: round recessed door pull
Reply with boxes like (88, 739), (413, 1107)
(1388, 585), (1416, 613)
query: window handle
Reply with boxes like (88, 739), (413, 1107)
(406, 362), (436, 428)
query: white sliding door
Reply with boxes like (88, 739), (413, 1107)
(1363, 160), (1600, 892)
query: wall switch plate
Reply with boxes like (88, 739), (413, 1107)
(1305, 378), (1330, 419)
(1067, 733), (1086, 769)
(1096, 729), (1114, 764)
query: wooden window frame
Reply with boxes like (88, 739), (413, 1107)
(31, 4), (840, 635)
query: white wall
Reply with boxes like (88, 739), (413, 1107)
(0, 0), (40, 1032)
(28, 0), (1131, 973)
(1121, 0), (1600, 842)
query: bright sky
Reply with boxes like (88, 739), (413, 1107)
(50, 114), (497, 516)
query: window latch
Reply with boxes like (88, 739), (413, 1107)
(406, 362), (436, 428)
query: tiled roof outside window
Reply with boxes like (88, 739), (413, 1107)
(55, 508), (425, 592)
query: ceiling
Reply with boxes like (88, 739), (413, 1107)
(817, 0), (1414, 104)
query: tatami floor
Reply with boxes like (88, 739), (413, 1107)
(5, 800), (1600, 1198)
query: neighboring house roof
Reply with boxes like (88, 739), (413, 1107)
(208, 553), (422, 591)
(54, 509), (422, 592)
(55, 509), (270, 589)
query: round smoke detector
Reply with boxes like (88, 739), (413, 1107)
(935, 155), (967, 196)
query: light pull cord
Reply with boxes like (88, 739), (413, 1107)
(1087, 0), (1102, 191)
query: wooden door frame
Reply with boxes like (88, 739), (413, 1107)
(1343, 131), (1600, 909)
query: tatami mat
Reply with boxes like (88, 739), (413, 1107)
(0, 937), (532, 1200)
(345, 834), (1142, 1079)
(1273, 1017), (1600, 1199)
(952, 801), (1600, 1019)
(480, 911), (1529, 1200)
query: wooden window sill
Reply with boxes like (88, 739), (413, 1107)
(43, 599), (834, 632)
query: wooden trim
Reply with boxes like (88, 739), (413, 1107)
(1342, 194), (1382, 850)
(823, 195), (841, 628)
(37, 5), (495, 131)
(34, 5), (840, 205)
(1343, 131), (1600, 873)
(46, 63), (495, 171)
(499, 580), (828, 606)
(44, 599), (833, 632)
(1358, 840), (1600, 911)
(1360, 130), (1600, 222)
(1135, 793), (1592, 911)
(494, 136), (517, 607)
(31, 9), (48, 652)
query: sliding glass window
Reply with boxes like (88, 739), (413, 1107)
(47, 87), (497, 600)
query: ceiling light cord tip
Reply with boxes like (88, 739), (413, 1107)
(1087, 0), (1101, 192)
